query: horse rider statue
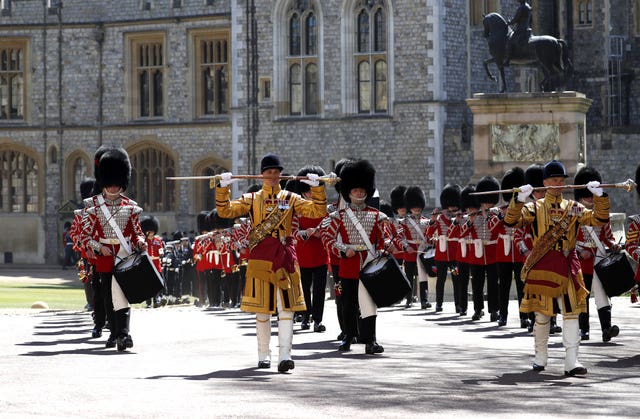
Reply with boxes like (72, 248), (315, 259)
(505, 0), (533, 65)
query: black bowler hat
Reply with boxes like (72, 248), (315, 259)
(543, 160), (568, 179)
(260, 153), (284, 173)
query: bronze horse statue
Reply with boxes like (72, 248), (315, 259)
(482, 13), (573, 93)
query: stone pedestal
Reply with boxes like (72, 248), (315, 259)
(465, 91), (592, 182)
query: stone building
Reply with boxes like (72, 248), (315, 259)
(0, 0), (639, 263)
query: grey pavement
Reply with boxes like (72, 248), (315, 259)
(1, 267), (639, 418)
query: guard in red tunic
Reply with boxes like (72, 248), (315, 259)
(456, 185), (477, 317)
(79, 147), (147, 351)
(140, 215), (164, 308)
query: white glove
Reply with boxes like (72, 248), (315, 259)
(219, 172), (238, 188)
(517, 184), (533, 203)
(300, 173), (320, 187)
(587, 180), (603, 197)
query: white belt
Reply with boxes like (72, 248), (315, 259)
(483, 240), (497, 245)
(576, 241), (596, 248)
(345, 244), (370, 251)
(406, 240), (422, 245)
(99, 238), (121, 245)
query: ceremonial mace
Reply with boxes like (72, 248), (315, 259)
(470, 179), (637, 196)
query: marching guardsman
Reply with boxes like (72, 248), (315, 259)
(625, 163), (640, 302)
(460, 176), (501, 322)
(504, 160), (609, 376)
(493, 167), (528, 327)
(291, 165), (330, 332)
(193, 211), (214, 307)
(427, 184), (461, 313)
(389, 186), (410, 307)
(320, 159), (389, 355)
(574, 166), (620, 342)
(456, 184), (478, 317)
(399, 186), (431, 310)
(140, 215), (164, 308)
(216, 153), (327, 373)
(79, 147), (147, 351)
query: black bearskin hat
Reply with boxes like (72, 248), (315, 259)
(260, 153), (284, 173)
(339, 159), (376, 203)
(140, 215), (159, 234)
(525, 164), (544, 188)
(333, 157), (354, 195)
(405, 186), (426, 210)
(476, 176), (500, 205)
(197, 211), (212, 233)
(172, 231), (183, 241)
(440, 183), (461, 209)
(283, 179), (297, 193)
(501, 167), (525, 203)
(207, 209), (234, 229)
(379, 201), (394, 218)
(460, 184), (479, 211)
(91, 145), (112, 195)
(574, 166), (602, 200)
(80, 178), (96, 200)
(294, 165), (326, 195)
(97, 147), (131, 191)
(390, 185), (407, 213)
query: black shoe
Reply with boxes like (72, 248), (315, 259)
(116, 335), (133, 352)
(338, 337), (352, 351)
(404, 301), (412, 308)
(564, 366), (587, 376)
(520, 319), (531, 329)
(91, 327), (102, 338)
(365, 342), (384, 354)
(277, 360), (295, 373)
(459, 310), (467, 317)
(435, 305), (443, 312)
(497, 317), (507, 327)
(313, 322), (326, 333)
(602, 325), (620, 342)
(532, 363), (545, 372)
(471, 310), (484, 321)
(581, 330), (590, 341)
(424, 302), (432, 309)
(294, 314), (303, 323)
(257, 360), (271, 369)
(300, 321), (310, 330)
(337, 331), (345, 341)
(490, 312), (499, 322)
(550, 325), (562, 334)
(105, 336), (116, 349)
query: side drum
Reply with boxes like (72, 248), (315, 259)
(114, 252), (165, 304)
(360, 254), (411, 307)
(594, 251), (638, 297)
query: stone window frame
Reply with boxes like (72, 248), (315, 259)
(193, 156), (229, 213)
(0, 143), (42, 214)
(273, 0), (324, 118)
(342, 0), (393, 116)
(125, 31), (167, 121)
(470, 0), (500, 27)
(1, 0), (11, 16)
(65, 150), (91, 203)
(0, 37), (29, 122)
(575, 0), (593, 27)
(127, 141), (177, 213)
(191, 28), (231, 119)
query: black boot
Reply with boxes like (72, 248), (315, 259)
(115, 308), (133, 352)
(597, 306), (619, 342)
(579, 312), (590, 340)
(361, 316), (384, 355)
(419, 282), (431, 309)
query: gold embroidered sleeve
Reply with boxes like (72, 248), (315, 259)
(216, 187), (252, 219)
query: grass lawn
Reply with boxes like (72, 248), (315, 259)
(0, 281), (87, 310)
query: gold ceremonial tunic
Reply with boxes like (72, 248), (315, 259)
(216, 183), (327, 314)
(503, 192), (610, 316)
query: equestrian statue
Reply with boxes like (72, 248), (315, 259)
(482, 0), (572, 93)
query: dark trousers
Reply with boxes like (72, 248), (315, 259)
(456, 262), (470, 313)
(98, 272), (116, 337)
(497, 261), (527, 320)
(339, 277), (360, 338)
(470, 263), (498, 314)
(435, 260), (460, 308)
(194, 271), (206, 303)
(404, 261), (418, 302)
(300, 265), (328, 323)
(207, 269), (222, 307)
(331, 265), (345, 334)
(222, 271), (240, 306)
(91, 274), (106, 329)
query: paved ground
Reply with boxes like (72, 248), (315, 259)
(1, 266), (639, 418)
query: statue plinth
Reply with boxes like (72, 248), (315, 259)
(465, 91), (592, 182)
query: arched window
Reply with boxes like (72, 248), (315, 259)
(128, 146), (175, 212)
(274, 0), (322, 117)
(353, 0), (388, 114)
(577, 0), (593, 25)
(0, 147), (39, 213)
(71, 155), (89, 202)
(193, 159), (228, 211)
